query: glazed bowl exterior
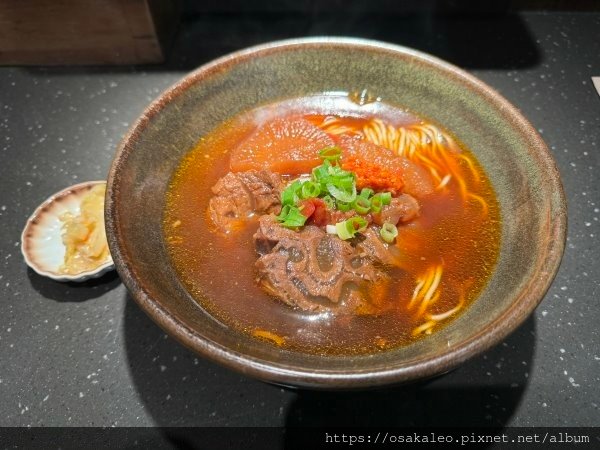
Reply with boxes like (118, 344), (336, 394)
(105, 38), (566, 389)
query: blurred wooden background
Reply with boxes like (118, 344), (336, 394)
(0, 0), (597, 66)
(0, 0), (180, 65)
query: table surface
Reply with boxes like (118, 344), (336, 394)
(1, 11), (599, 429)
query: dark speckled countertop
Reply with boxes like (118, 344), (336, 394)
(0, 11), (599, 431)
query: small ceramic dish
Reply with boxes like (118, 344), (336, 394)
(21, 180), (114, 282)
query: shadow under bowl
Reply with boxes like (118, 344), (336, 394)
(105, 37), (566, 389)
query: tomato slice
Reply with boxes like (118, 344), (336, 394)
(311, 200), (328, 227)
(297, 198), (330, 227)
(298, 199), (316, 219)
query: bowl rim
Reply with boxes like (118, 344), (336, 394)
(105, 37), (567, 389)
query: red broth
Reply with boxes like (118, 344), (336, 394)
(163, 94), (501, 355)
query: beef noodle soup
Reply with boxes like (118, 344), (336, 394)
(163, 94), (501, 356)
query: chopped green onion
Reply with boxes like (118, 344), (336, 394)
(276, 204), (290, 220)
(276, 205), (308, 228)
(352, 196), (371, 214)
(337, 201), (351, 212)
(311, 155), (357, 205)
(335, 221), (354, 240)
(301, 181), (320, 199)
(281, 180), (303, 206)
(312, 160), (331, 184)
(326, 183), (357, 203)
(319, 146), (342, 162)
(278, 148), (385, 233)
(326, 162), (349, 177)
(348, 216), (368, 233)
(380, 222), (398, 243)
(335, 176), (355, 191)
(371, 192), (392, 213)
(371, 195), (383, 213)
(379, 192), (392, 205)
(322, 195), (335, 209)
(359, 188), (374, 199)
(337, 202), (351, 212)
(335, 217), (368, 240)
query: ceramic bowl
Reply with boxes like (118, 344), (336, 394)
(105, 38), (566, 389)
(22, 180), (114, 282)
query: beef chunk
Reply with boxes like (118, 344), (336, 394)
(326, 208), (359, 225)
(209, 170), (283, 232)
(372, 194), (420, 226)
(254, 215), (387, 313)
(325, 195), (419, 227)
(354, 227), (405, 267)
(254, 214), (296, 255)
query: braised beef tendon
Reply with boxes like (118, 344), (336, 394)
(354, 227), (406, 268)
(253, 215), (389, 313)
